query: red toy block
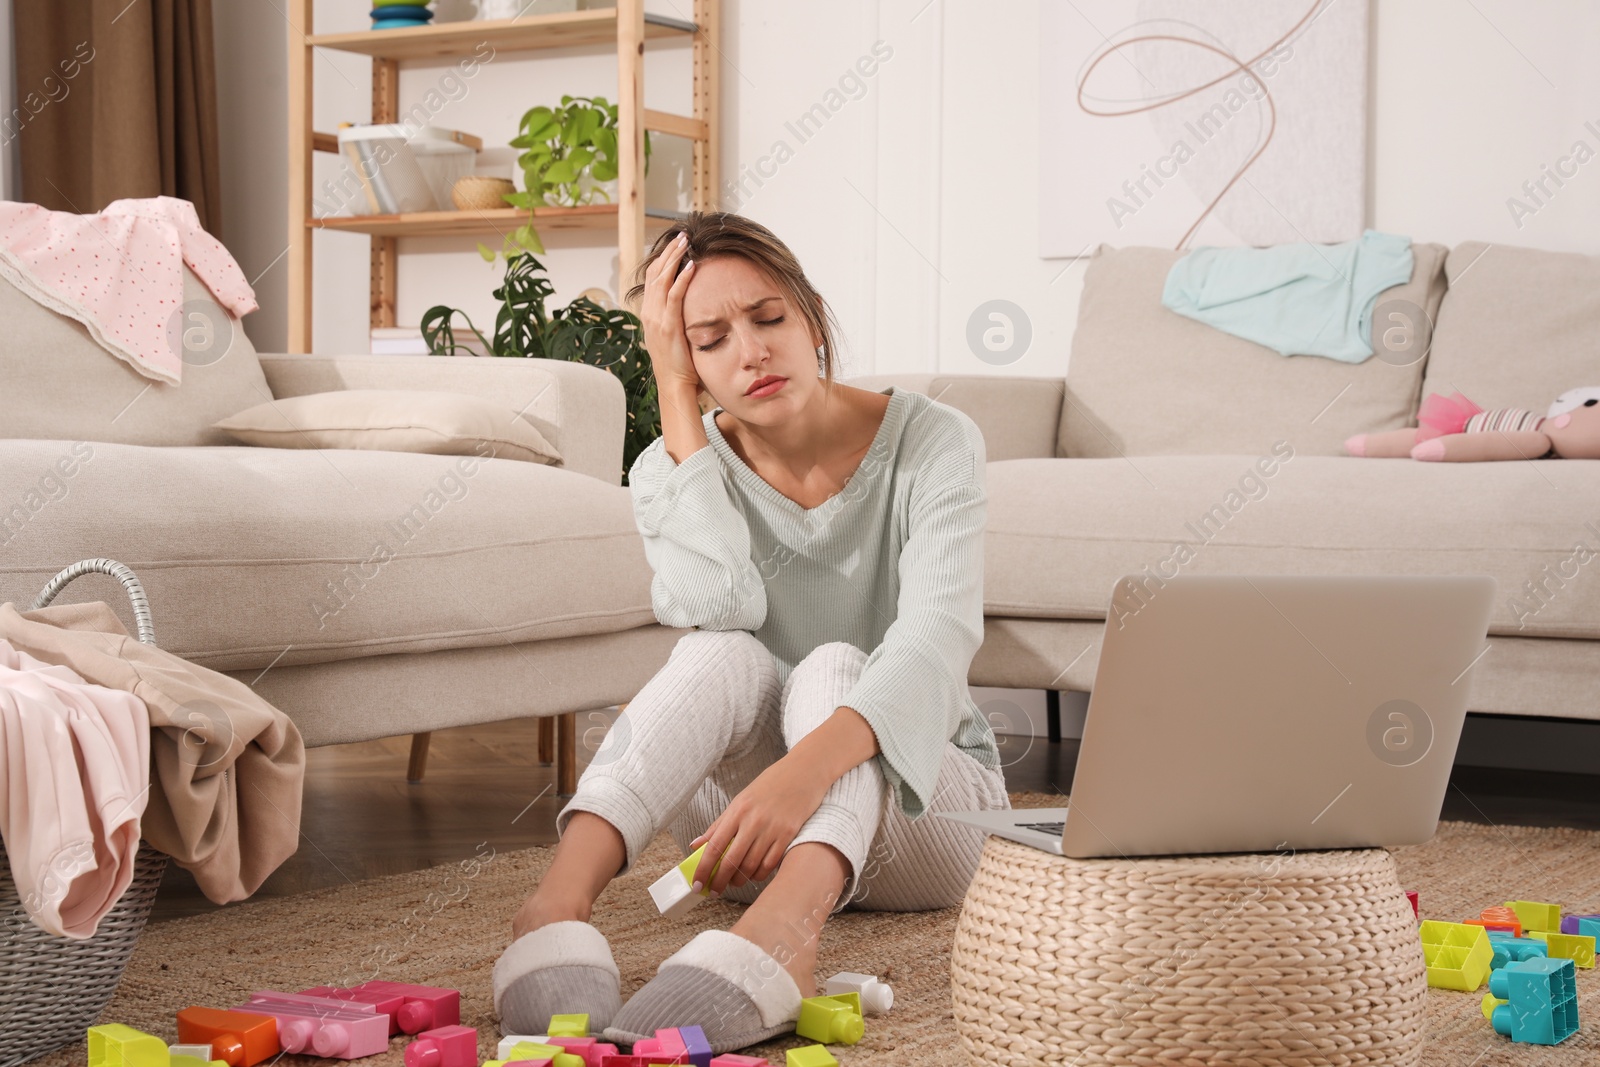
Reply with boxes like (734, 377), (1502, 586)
(354, 980), (461, 1034)
(175, 1007), (280, 1067)
(1406, 891), (1418, 919)
(405, 1024), (478, 1067)
(301, 985), (407, 1035)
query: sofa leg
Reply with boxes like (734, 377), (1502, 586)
(556, 712), (577, 797)
(407, 732), (432, 783)
(538, 716), (555, 766)
(1045, 690), (1062, 744)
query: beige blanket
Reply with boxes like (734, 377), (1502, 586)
(0, 600), (304, 903)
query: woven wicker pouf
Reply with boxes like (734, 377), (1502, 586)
(950, 837), (1428, 1066)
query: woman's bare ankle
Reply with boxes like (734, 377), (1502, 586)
(511, 890), (593, 941)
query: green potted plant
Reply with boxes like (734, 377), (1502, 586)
(420, 252), (660, 485)
(480, 94), (654, 263)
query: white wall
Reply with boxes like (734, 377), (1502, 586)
(215, 0), (1600, 365)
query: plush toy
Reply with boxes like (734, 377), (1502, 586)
(1345, 387), (1600, 461)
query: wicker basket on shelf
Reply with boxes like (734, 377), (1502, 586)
(0, 559), (171, 1064)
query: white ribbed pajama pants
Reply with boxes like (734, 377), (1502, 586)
(554, 628), (1011, 913)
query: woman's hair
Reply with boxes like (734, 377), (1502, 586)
(624, 211), (843, 397)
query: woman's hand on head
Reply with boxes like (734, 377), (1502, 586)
(686, 754), (829, 896)
(640, 232), (704, 397)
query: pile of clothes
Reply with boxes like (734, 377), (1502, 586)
(0, 598), (304, 939)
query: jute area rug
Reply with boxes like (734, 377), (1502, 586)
(27, 793), (1600, 1067)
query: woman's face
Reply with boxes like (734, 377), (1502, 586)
(679, 254), (822, 419)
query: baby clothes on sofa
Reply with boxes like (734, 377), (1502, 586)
(0, 195), (258, 384)
(1161, 229), (1414, 362)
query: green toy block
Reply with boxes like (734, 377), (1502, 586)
(785, 1046), (838, 1067)
(1505, 900), (1561, 935)
(1419, 920), (1493, 991)
(548, 1014), (588, 1038)
(1487, 957), (1579, 1045)
(1543, 932), (1596, 969)
(1488, 935), (1548, 970)
(88, 1025), (169, 1067)
(795, 993), (863, 1045)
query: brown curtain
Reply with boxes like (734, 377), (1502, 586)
(11, 0), (222, 237)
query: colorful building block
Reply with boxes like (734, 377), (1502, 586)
(353, 980), (462, 1034)
(1487, 934), (1548, 970)
(795, 994), (864, 1045)
(1505, 900), (1561, 935)
(174, 1008), (280, 1067)
(784, 1047), (837, 1067)
(630, 1027), (688, 1063)
(549, 1015), (589, 1038)
(1560, 913), (1600, 937)
(498, 1037), (551, 1058)
(708, 1057), (769, 1067)
(88, 1024), (169, 1067)
(1419, 921), (1493, 991)
(1465, 905), (1522, 938)
(676, 1025), (712, 1067)
(503, 1041), (584, 1067)
(823, 972), (894, 1014)
(405, 1024), (478, 1067)
(1485, 957), (1579, 1045)
(1543, 932), (1596, 968)
(301, 985), (408, 1034)
(598, 1057), (657, 1067)
(167, 1045), (226, 1067)
(1404, 891), (1418, 921)
(238, 991), (388, 1058)
(649, 844), (723, 920)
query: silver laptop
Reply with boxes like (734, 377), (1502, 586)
(941, 574), (1496, 858)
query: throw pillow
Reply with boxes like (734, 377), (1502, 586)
(212, 389), (563, 465)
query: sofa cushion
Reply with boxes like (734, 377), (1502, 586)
(1421, 242), (1600, 414)
(1062, 242), (1448, 459)
(0, 266), (271, 447)
(212, 389), (564, 466)
(985, 453), (1600, 641)
(0, 441), (656, 671)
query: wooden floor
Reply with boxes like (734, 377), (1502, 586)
(147, 713), (1600, 923)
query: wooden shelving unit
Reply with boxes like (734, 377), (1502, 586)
(286, 0), (720, 353)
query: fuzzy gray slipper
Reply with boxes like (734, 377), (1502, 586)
(492, 920), (622, 1036)
(603, 929), (803, 1054)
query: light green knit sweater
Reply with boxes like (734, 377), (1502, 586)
(628, 384), (1002, 820)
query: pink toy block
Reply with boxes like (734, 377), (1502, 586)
(405, 1024), (478, 1067)
(237, 991), (388, 1059)
(1406, 891), (1418, 919)
(551, 1037), (600, 1064)
(630, 1030), (688, 1064)
(301, 985), (407, 1035)
(599, 1057), (657, 1067)
(587, 1043), (620, 1067)
(708, 1057), (769, 1067)
(505, 1061), (554, 1067)
(354, 980), (461, 1034)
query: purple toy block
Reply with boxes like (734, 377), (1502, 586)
(676, 1026), (712, 1067)
(1560, 913), (1600, 938)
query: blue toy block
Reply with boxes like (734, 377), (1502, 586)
(1487, 935), (1549, 970)
(1487, 957), (1579, 1045)
(1559, 913), (1600, 938)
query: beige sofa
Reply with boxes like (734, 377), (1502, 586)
(853, 239), (1600, 727)
(3, 237), (1595, 799)
(0, 267), (680, 792)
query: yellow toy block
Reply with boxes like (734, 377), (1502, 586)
(796, 993), (863, 1045)
(1544, 932), (1596, 968)
(548, 1013), (588, 1037)
(1419, 920), (1492, 991)
(506, 1041), (563, 1061)
(786, 1045), (838, 1067)
(1505, 900), (1561, 935)
(88, 1025), (169, 1067)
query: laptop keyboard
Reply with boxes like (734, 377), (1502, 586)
(1018, 820), (1065, 836)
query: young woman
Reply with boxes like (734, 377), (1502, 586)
(492, 211), (1011, 1054)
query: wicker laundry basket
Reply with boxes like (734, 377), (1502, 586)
(0, 559), (171, 1064)
(950, 836), (1428, 1067)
